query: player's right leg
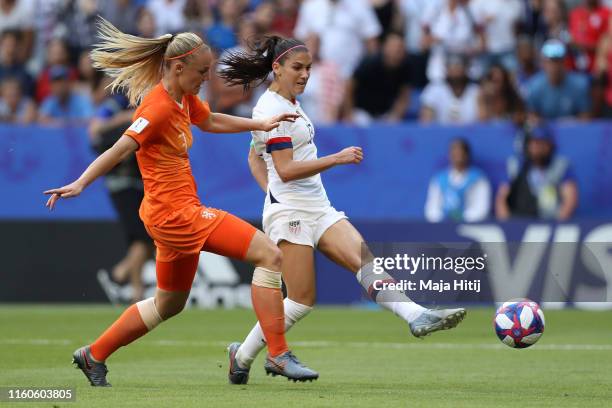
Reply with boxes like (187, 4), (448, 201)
(317, 219), (466, 338)
(201, 213), (318, 382)
(73, 253), (198, 386)
(231, 242), (316, 384)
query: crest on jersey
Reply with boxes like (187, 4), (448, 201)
(288, 220), (301, 235)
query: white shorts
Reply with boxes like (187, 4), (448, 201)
(262, 204), (348, 248)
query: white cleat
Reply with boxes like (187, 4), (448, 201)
(409, 308), (467, 338)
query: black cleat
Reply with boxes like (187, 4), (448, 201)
(72, 346), (111, 387)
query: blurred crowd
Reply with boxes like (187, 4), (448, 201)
(1, 0), (612, 126)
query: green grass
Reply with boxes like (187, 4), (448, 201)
(0, 305), (611, 407)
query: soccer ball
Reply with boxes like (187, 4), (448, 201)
(494, 299), (545, 348)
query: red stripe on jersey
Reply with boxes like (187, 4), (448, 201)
(266, 137), (292, 145)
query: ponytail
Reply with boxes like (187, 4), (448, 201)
(91, 17), (208, 106)
(218, 35), (306, 91)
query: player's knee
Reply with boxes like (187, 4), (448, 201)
(258, 243), (283, 271)
(155, 297), (187, 320)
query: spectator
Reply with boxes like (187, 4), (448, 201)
(183, 0), (214, 32)
(211, 16), (261, 116)
(343, 32), (412, 124)
(496, 124), (578, 220)
(271, 0), (299, 37)
(595, 18), (612, 116)
(252, 0), (275, 35)
(205, 0), (243, 53)
(420, 55), (480, 124)
(294, 0), (381, 79)
(399, 0), (443, 88)
(0, 30), (34, 96)
(0, 76), (36, 123)
(478, 64), (526, 123)
(526, 39), (591, 119)
(89, 83), (154, 303)
(425, 138), (491, 222)
(62, 0), (100, 56)
(542, 0), (571, 45)
(0, 0), (34, 62)
(370, 0), (403, 41)
(569, 0), (609, 72)
(147, 0), (187, 36)
(424, 0), (486, 82)
(99, 0), (142, 35)
(38, 65), (94, 124)
(35, 38), (79, 103)
(472, 0), (523, 73)
(26, 0), (66, 74)
(136, 6), (157, 39)
(298, 34), (345, 124)
(515, 35), (539, 97)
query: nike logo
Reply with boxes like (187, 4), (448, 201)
(82, 350), (92, 370)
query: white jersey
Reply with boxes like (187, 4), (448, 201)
(251, 89), (330, 209)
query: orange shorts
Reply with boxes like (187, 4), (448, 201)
(148, 205), (258, 291)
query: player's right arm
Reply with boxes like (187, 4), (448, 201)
(44, 135), (138, 210)
(248, 146), (269, 192)
(270, 144), (363, 183)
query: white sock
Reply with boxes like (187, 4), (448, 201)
(236, 298), (312, 368)
(356, 263), (426, 323)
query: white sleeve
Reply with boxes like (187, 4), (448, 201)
(463, 177), (491, 222)
(356, 0), (382, 40)
(425, 179), (444, 222)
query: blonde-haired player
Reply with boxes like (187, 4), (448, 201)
(44, 19), (318, 385)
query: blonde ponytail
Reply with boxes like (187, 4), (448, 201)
(91, 17), (207, 106)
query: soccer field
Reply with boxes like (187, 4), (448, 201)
(1, 306), (611, 408)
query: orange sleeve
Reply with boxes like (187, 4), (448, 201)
(123, 106), (167, 148)
(187, 95), (211, 125)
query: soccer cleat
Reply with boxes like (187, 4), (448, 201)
(264, 350), (319, 382)
(72, 346), (111, 387)
(227, 342), (250, 385)
(409, 308), (467, 338)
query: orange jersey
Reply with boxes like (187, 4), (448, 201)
(123, 82), (211, 226)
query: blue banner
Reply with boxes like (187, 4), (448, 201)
(315, 220), (612, 306)
(2, 122), (612, 220)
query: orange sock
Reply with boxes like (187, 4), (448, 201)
(90, 304), (149, 362)
(251, 286), (288, 357)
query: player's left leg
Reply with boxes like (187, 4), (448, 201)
(202, 213), (318, 382)
(317, 219), (466, 337)
(74, 253), (199, 386)
(232, 242), (316, 383)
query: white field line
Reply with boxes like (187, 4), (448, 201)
(1, 338), (611, 351)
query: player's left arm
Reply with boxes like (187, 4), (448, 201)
(197, 112), (300, 133)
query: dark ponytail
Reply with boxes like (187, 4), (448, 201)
(218, 35), (306, 91)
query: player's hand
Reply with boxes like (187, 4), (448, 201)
(258, 113), (300, 131)
(44, 180), (86, 210)
(334, 146), (363, 165)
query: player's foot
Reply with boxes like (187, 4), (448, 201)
(227, 342), (250, 385)
(264, 350), (319, 382)
(72, 346), (111, 387)
(409, 308), (467, 338)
